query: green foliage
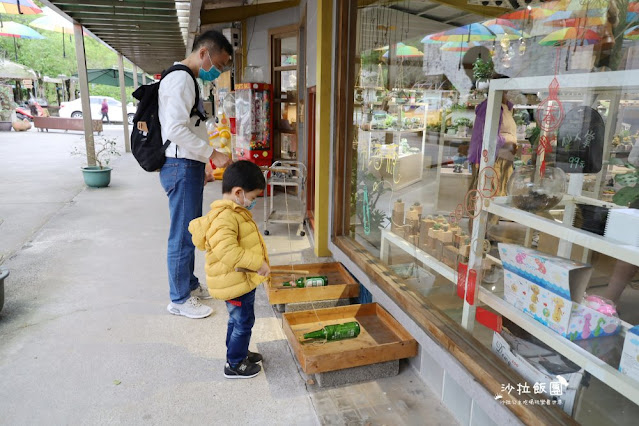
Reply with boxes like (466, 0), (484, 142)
(613, 163), (639, 206)
(0, 84), (18, 121)
(472, 58), (494, 81)
(454, 118), (472, 128)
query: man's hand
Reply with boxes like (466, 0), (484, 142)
(256, 261), (271, 277)
(204, 161), (215, 185)
(210, 150), (232, 168)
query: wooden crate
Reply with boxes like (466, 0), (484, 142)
(266, 262), (359, 305)
(282, 303), (417, 374)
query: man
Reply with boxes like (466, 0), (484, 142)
(159, 30), (233, 319)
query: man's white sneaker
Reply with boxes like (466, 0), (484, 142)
(191, 285), (212, 300)
(167, 296), (213, 319)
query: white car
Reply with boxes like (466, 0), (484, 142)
(60, 96), (137, 124)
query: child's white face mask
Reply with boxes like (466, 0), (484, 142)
(236, 191), (257, 210)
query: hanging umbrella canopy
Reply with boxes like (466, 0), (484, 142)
(539, 27), (601, 46)
(440, 41), (476, 52)
(29, 7), (74, 33)
(625, 25), (639, 40)
(422, 32), (446, 43)
(0, 21), (44, 39)
(543, 16), (607, 28)
(485, 25), (526, 40)
(482, 19), (518, 28)
(0, 58), (36, 79)
(0, 0), (41, 15)
(427, 23), (495, 42)
(500, 8), (554, 21)
(74, 69), (150, 87)
(382, 42), (423, 58)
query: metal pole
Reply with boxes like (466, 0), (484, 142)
(142, 73), (147, 85)
(73, 23), (96, 167)
(118, 54), (131, 153)
(132, 64), (139, 105)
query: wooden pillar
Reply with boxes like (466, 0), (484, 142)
(118, 54), (131, 153)
(73, 23), (96, 166)
(314, 0), (333, 257)
(133, 64), (139, 105)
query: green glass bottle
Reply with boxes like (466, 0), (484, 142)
(283, 275), (328, 288)
(303, 321), (361, 341)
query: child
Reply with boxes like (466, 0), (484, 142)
(189, 161), (270, 379)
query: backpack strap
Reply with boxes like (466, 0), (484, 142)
(161, 64), (207, 122)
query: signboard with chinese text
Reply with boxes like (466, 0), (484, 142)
(556, 106), (604, 174)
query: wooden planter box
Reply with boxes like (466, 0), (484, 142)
(266, 262), (359, 305)
(282, 303), (417, 374)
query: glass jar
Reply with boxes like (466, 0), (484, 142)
(507, 165), (567, 212)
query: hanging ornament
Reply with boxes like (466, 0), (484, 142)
(537, 134), (555, 177)
(518, 38), (526, 56)
(537, 79), (564, 133)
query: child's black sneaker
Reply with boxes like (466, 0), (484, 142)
(224, 358), (261, 379)
(247, 350), (263, 363)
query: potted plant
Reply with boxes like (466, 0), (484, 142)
(454, 118), (472, 137)
(473, 58), (494, 91)
(0, 84), (17, 132)
(72, 136), (121, 188)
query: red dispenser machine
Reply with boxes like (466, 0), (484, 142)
(234, 83), (273, 168)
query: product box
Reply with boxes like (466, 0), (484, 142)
(619, 325), (639, 383)
(500, 244), (621, 341)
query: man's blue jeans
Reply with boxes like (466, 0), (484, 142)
(160, 158), (205, 303)
(226, 289), (256, 367)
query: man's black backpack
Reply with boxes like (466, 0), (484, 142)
(131, 64), (206, 172)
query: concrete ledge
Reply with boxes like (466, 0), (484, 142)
(315, 360), (399, 387)
(282, 297), (356, 312)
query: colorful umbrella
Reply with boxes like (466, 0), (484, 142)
(539, 27), (601, 46)
(631, 2), (639, 13)
(382, 42), (423, 58)
(543, 16), (607, 28)
(440, 41), (476, 52)
(0, 0), (41, 15)
(421, 32), (446, 43)
(427, 23), (495, 42)
(29, 7), (78, 58)
(0, 20), (44, 60)
(485, 25), (526, 40)
(500, 8), (554, 21)
(625, 25), (639, 40)
(482, 19), (518, 29)
(0, 20), (43, 39)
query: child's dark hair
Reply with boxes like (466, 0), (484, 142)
(222, 160), (266, 193)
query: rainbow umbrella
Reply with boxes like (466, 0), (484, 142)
(539, 27), (601, 46)
(625, 25), (639, 40)
(440, 41), (476, 52)
(421, 32), (446, 43)
(0, 0), (41, 15)
(382, 42), (423, 58)
(543, 16), (607, 28)
(631, 2), (639, 13)
(29, 7), (80, 58)
(427, 23), (495, 42)
(0, 20), (44, 60)
(482, 18), (518, 28)
(500, 8), (554, 21)
(485, 24), (526, 40)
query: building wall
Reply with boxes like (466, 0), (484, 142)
(245, 6), (301, 84)
(306, 0), (317, 88)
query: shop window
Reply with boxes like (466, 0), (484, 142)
(334, 0), (639, 423)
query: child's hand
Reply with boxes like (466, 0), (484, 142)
(257, 261), (270, 277)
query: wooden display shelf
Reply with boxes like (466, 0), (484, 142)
(282, 303), (417, 374)
(266, 262), (359, 305)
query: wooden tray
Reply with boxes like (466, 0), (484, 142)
(282, 303), (417, 374)
(266, 262), (359, 305)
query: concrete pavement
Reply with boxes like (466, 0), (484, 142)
(0, 126), (456, 425)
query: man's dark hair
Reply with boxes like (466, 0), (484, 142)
(222, 161), (266, 194)
(193, 30), (233, 56)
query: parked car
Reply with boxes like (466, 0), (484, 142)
(60, 96), (136, 124)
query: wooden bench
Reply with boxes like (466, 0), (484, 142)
(33, 116), (103, 134)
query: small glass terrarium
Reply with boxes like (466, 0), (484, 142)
(507, 165), (567, 212)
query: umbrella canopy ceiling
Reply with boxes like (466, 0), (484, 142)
(74, 68), (149, 87)
(0, 58), (37, 79)
(0, 21), (44, 39)
(29, 7), (74, 33)
(440, 41), (476, 52)
(428, 23), (495, 42)
(0, 0), (41, 15)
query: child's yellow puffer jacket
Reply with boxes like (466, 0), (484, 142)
(189, 200), (269, 301)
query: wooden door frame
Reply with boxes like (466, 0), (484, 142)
(268, 24), (300, 161)
(307, 86), (316, 230)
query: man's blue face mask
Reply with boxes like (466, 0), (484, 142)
(199, 51), (221, 82)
